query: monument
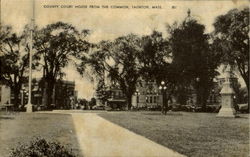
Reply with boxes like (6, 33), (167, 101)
(217, 65), (237, 118)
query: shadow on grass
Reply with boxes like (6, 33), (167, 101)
(0, 116), (15, 120)
(32, 117), (49, 120)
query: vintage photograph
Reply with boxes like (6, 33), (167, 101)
(0, 0), (249, 157)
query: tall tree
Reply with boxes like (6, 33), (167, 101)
(168, 17), (220, 111)
(79, 40), (113, 106)
(139, 31), (175, 114)
(0, 26), (30, 108)
(34, 22), (90, 108)
(212, 7), (249, 91)
(85, 34), (142, 110)
(139, 31), (170, 82)
(108, 34), (142, 110)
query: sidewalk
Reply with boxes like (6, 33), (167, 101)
(70, 112), (185, 157)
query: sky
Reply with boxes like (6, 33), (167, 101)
(1, 0), (248, 99)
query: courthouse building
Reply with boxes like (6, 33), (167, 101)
(131, 80), (162, 109)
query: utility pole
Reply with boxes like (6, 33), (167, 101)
(0, 0), (1, 27)
(26, 0), (35, 113)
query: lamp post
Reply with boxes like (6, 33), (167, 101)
(135, 89), (140, 109)
(26, 0), (35, 113)
(211, 89), (215, 103)
(159, 81), (167, 115)
(196, 77), (200, 106)
(21, 87), (26, 107)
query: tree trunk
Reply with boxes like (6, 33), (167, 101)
(44, 78), (55, 109)
(200, 86), (210, 112)
(196, 80), (210, 112)
(12, 84), (21, 109)
(241, 74), (249, 112)
(201, 94), (207, 112)
(42, 81), (47, 107)
(13, 88), (20, 109)
(240, 69), (249, 92)
(126, 94), (132, 110)
(161, 91), (166, 115)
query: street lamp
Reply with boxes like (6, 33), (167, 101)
(21, 87), (26, 108)
(211, 89), (215, 103)
(159, 81), (167, 115)
(135, 89), (140, 109)
(195, 77), (200, 106)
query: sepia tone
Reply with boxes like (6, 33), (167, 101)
(0, 0), (249, 157)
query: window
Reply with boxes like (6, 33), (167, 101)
(210, 96), (213, 103)
(150, 96), (152, 103)
(139, 82), (143, 87)
(154, 96), (157, 103)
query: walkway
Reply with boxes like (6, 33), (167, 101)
(66, 112), (185, 157)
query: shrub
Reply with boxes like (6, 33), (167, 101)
(9, 138), (76, 157)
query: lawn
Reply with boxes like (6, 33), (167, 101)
(99, 111), (249, 157)
(0, 112), (82, 157)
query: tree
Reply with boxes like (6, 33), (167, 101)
(139, 31), (170, 81)
(213, 7), (249, 91)
(108, 34), (142, 110)
(138, 31), (175, 114)
(0, 25), (30, 108)
(79, 98), (88, 108)
(77, 40), (112, 105)
(89, 97), (96, 109)
(233, 82), (248, 105)
(85, 34), (142, 110)
(168, 18), (220, 111)
(34, 22), (90, 108)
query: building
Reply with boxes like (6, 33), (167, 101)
(95, 79), (162, 110)
(95, 70), (240, 110)
(106, 84), (126, 110)
(0, 84), (11, 108)
(132, 80), (162, 109)
(7, 78), (77, 109)
(54, 80), (77, 109)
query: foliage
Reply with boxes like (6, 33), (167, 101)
(89, 97), (96, 109)
(168, 18), (220, 109)
(85, 34), (142, 110)
(78, 40), (112, 104)
(138, 31), (175, 113)
(108, 34), (142, 109)
(34, 22), (91, 107)
(233, 82), (248, 104)
(212, 7), (249, 90)
(78, 98), (88, 106)
(0, 25), (30, 107)
(9, 138), (76, 157)
(139, 31), (171, 82)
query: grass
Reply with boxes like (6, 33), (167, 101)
(99, 111), (250, 157)
(0, 111), (82, 157)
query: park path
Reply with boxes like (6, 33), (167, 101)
(67, 112), (185, 157)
